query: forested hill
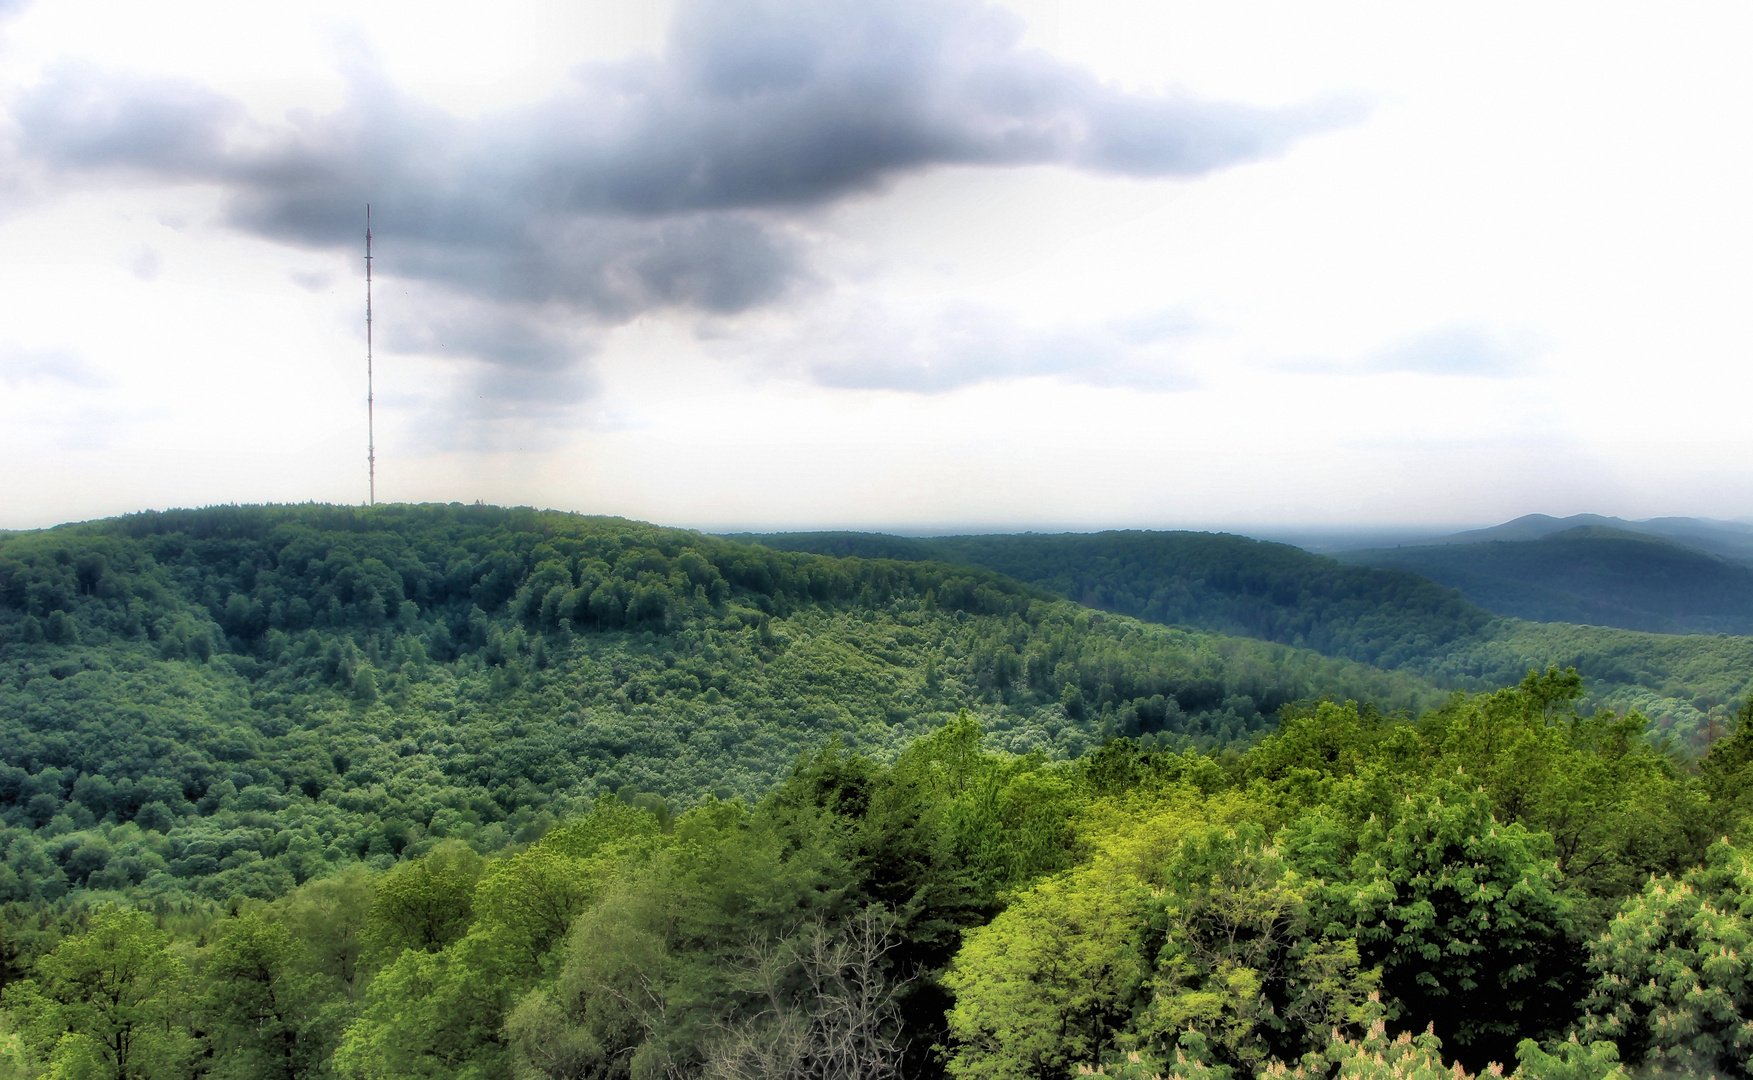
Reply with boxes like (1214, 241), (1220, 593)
(736, 529), (1753, 743)
(7, 508), (1753, 1080)
(0, 503), (1436, 905)
(729, 530), (1493, 667)
(1338, 525), (1753, 635)
(1416, 512), (1753, 560)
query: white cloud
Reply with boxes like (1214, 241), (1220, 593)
(0, 1), (1750, 529)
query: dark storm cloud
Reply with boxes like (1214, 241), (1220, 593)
(10, 0), (1357, 413)
(385, 296), (600, 410)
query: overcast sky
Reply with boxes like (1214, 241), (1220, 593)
(1, 1), (1749, 533)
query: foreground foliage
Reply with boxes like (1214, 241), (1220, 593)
(0, 669), (1747, 1080)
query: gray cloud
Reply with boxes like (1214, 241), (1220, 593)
(1365, 325), (1540, 377)
(16, 64), (243, 173)
(10, 0), (1357, 420)
(384, 294), (601, 412)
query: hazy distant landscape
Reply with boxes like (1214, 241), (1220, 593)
(4, 0), (1752, 1077)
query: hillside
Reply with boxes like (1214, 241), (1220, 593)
(739, 529), (1753, 742)
(5, 508), (1753, 1080)
(0, 504), (1440, 905)
(729, 529), (1492, 668)
(1413, 512), (1753, 560)
(1339, 525), (1753, 634)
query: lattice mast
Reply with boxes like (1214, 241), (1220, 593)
(365, 205), (375, 506)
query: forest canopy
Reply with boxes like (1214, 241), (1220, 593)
(0, 504), (1434, 904)
(0, 677), (1749, 1080)
(3, 505), (1753, 1080)
(737, 529), (1753, 747)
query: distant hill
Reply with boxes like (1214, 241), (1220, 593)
(4, 506), (1752, 910)
(1337, 525), (1753, 635)
(738, 528), (1753, 744)
(727, 530), (1492, 670)
(1410, 513), (1753, 561)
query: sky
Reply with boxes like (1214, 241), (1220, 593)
(0, 0), (1750, 533)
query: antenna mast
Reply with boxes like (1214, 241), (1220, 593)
(365, 205), (375, 506)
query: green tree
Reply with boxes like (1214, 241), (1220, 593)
(942, 868), (1143, 1080)
(470, 798), (663, 977)
(1702, 697), (1753, 833)
(1579, 838), (1753, 1078)
(331, 942), (510, 1080)
(1511, 1036), (1629, 1080)
(361, 841), (483, 964)
(1128, 824), (1379, 1071)
(1304, 786), (1583, 1068)
(2, 908), (197, 1080)
(202, 912), (329, 1080)
(275, 865), (373, 996)
(338, 801), (670, 1080)
(1423, 668), (1709, 920)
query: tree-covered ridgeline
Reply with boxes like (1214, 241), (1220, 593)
(735, 530), (1753, 746)
(2, 675), (1752, 1080)
(0, 504), (1438, 904)
(1337, 525), (1753, 635)
(722, 530), (1492, 670)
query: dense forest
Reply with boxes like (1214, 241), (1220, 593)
(3, 505), (1753, 1080)
(0, 673), (1751, 1080)
(738, 530), (1753, 747)
(0, 505), (1435, 905)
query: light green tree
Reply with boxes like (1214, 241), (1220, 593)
(1128, 824), (1379, 1072)
(337, 800), (666, 1080)
(360, 841), (483, 965)
(1579, 838), (1753, 1078)
(942, 868), (1144, 1080)
(2, 908), (197, 1080)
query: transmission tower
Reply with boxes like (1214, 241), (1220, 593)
(365, 205), (375, 506)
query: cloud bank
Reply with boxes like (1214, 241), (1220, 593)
(9, 0), (1357, 419)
